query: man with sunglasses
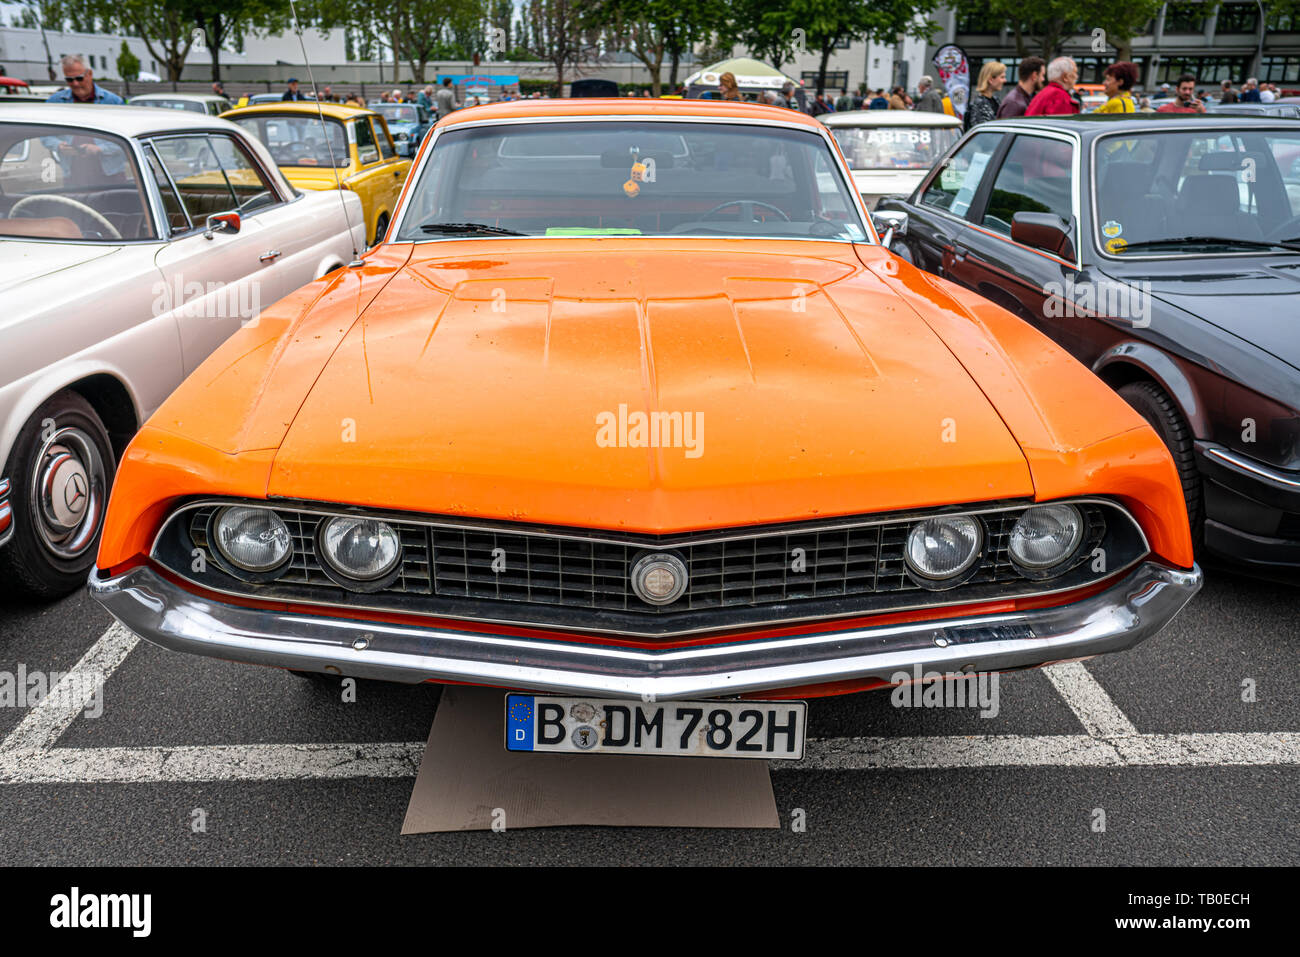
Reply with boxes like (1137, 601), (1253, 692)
(45, 54), (124, 105)
(42, 54), (127, 182)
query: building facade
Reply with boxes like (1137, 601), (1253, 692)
(942, 3), (1300, 89)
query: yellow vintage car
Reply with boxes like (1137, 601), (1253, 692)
(222, 102), (411, 246)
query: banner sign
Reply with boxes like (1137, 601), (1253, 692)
(932, 44), (970, 119)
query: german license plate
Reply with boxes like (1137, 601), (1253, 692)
(504, 694), (806, 759)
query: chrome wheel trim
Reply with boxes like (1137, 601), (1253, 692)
(29, 426), (106, 560)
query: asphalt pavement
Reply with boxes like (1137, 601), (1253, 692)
(0, 568), (1295, 865)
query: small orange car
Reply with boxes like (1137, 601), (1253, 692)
(89, 99), (1201, 760)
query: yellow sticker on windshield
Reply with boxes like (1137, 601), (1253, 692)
(1106, 236), (1128, 254)
(1102, 220), (1122, 238)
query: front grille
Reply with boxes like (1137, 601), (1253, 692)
(170, 501), (1130, 637)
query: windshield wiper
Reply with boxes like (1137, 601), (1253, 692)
(1118, 236), (1300, 253)
(420, 221), (526, 236)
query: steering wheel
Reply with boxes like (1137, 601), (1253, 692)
(1263, 214), (1300, 243)
(10, 194), (122, 239)
(700, 200), (791, 223)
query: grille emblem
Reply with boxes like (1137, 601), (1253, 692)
(630, 552), (688, 606)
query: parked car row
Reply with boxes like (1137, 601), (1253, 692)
(7, 95), (1293, 761)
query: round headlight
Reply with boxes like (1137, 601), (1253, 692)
(319, 516), (401, 582)
(905, 516), (982, 581)
(213, 506), (292, 573)
(1009, 504), (1083, 571)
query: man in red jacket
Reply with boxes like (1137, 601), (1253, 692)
(1025, 56), (1081, 116)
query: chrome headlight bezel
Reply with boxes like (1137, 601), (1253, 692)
(207, 505), (293, 581)
(316, 515), (403, 591)
(1007, 503), (1087, 579)
(903, 514), (985, 590)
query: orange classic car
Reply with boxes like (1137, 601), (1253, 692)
(89, 99), (1202, 761)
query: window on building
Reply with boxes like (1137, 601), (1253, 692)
(1260, 55), (1300, 82)
(1164, 3), (1207, 33)
(1152, 56), (1249, 84)
(1216, 3), (1260, 34)
(1266, 12), (1298, 31)
(957, 13), (1004, 34)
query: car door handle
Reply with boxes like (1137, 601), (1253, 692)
(951, 243), (969, 261)
(259, 250), (282, 263)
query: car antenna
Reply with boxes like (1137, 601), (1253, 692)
(287, 0), (363, 265)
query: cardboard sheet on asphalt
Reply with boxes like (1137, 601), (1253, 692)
(402, 686), (779, 832)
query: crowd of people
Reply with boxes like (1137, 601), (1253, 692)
(737, 56), (1290, 130)
(43, 49), (1286, 128)
(965, 55), (1212, 124)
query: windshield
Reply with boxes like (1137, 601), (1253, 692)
(231, 114), (348, 168)
(375, 105), (418, 124)
(1094, 128), (1300, 255)
(0, 123), (155, 241)
(830, 125), (962, 170)
(395, 120), (867, 241)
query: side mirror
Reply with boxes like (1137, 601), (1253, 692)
(871, 209), (908, 248)
(1011, 211), (1074, 260)
(204, 210), (241, 239)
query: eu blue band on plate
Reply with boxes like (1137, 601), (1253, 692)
(506, 694), (534, 751)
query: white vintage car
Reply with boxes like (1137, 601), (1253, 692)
(0, 103), (366, 598)
(821, 110), (964, 209)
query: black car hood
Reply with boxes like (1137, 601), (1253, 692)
(1099, 262), (1300, 371)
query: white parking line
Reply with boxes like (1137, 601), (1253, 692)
(795, 731), (1300, 770)
(1, 623), (138, 751)
(0, 731), (1296, 783)
(0, 742), (422, 784)
(1043, 662), (1140, 737)
(0, 624), (1295, 784)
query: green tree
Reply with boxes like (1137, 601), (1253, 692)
(87, 0), (199, 81)
(591, 0), (722, 94)
(735, 0), (940, 95)
(520, 0), (597, 95)
(192, 0), (290, 84)
(310, 0), (403, 82)
(116, 39), (139, 95)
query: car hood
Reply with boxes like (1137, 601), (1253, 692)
(0, 240), (122, 295)
(1102, 262), (1300, 371)
(265, 240), (1033, 531)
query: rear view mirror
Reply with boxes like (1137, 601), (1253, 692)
(871, 209), (908, 248)
(1011, 212), (1074, 260)
(204, 211), (241, 239)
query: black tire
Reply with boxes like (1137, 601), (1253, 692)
(372, 212), (389, 247)
(0, 391), (116, 600)
(1117, 380), (1203, 545)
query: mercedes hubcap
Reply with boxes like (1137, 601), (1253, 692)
(31, 426), (105, 560)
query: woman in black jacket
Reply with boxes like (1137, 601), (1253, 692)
(966, 61), (1006, 129)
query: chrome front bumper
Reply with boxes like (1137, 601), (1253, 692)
(88, 561), (1201, 699)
